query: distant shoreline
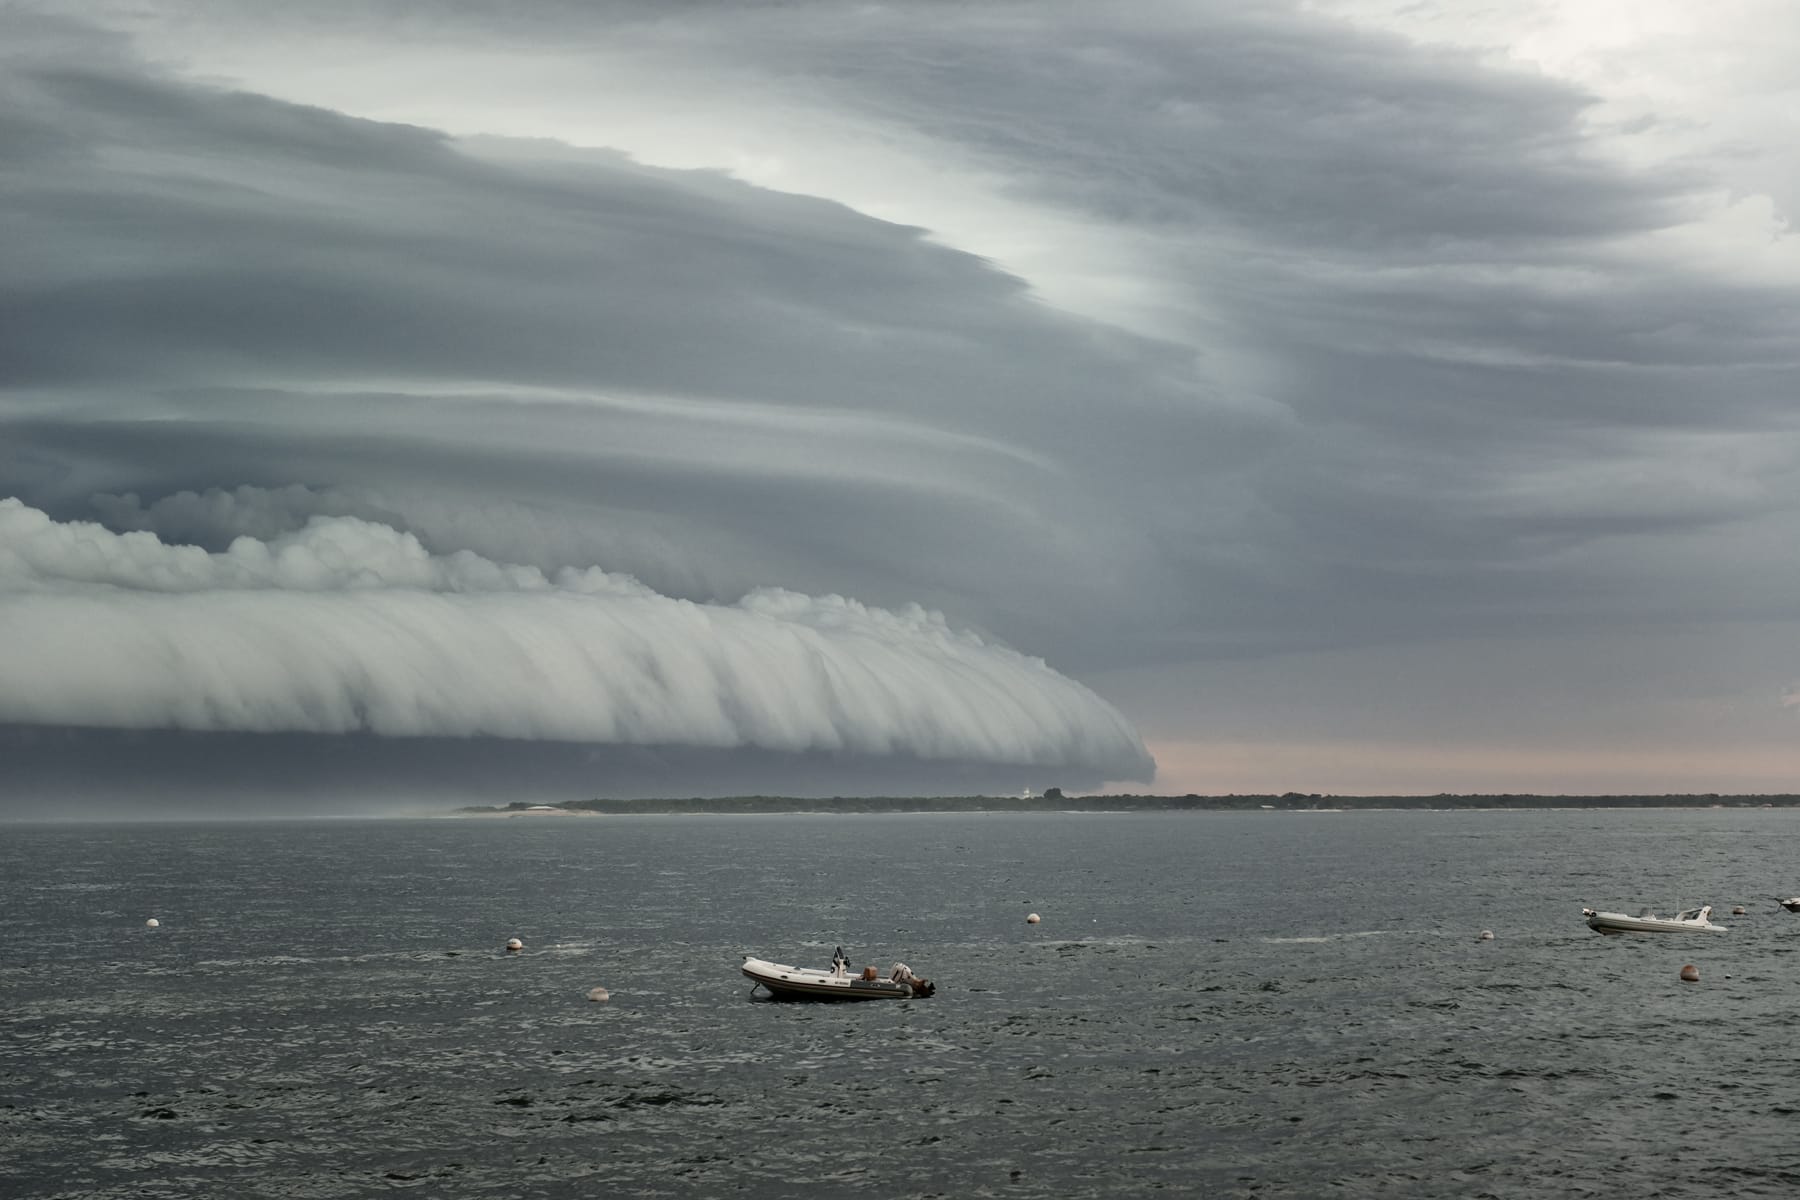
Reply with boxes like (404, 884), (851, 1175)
(454, 793), (1800, 816)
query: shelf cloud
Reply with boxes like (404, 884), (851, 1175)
(0, 501), (1152, 780)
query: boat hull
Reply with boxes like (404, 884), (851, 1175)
(1583, 909), (1726, 935)
(741, 957), (919, 1001)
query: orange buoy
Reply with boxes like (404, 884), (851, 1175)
(1679, 964), (1700, 983)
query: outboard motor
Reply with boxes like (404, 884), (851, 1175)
(890, 962), (935, 998)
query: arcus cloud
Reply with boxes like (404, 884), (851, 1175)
(0, 500), (1153, 778)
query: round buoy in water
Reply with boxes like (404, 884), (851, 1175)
(505, 938), (523, 953)
(1477, 929), (1494, 941)
(1026, 913), (1041, 925)
(1732, 906), (1747, 916)
(1679, 964), (1700, 983)
(587, 986), (610, 1002)
(144, 918), (160, 929)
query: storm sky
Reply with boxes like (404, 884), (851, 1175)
(5, 1), (1799, 810)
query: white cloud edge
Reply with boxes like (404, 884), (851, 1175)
(0, 499), (1154, 775)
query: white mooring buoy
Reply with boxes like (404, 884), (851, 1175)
(1476, 929), (1494, 941)
(1026, 912), (1041, 925)
(587, 986), (610, 1002)
(144, 918), (160, 929)
(505, 938), (524, 953)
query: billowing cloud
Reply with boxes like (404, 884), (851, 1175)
(0, 500), (1152, 779)
(0, 10), (1223, 677)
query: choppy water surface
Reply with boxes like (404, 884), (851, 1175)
(5, 810), (1800, 1198)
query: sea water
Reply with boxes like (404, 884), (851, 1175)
(4, 809), (1799, 1198)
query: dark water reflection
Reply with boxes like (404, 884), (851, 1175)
(4, 810), (1799, 1197)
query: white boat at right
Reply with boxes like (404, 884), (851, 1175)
(1582, 905), (1728, 935)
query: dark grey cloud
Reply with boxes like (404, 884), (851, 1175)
(4, 3), (1798, 803)
(763, 7), (1694, 248)
(1, 12), (1228, 673)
